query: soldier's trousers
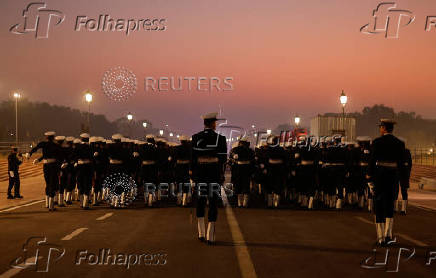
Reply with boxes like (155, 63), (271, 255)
(76, 164), (93, 196)
(374, 193), (395, 223)
(8, 172), (20, 196)
(394, 184), (408, 201)
(59, 169), (68, 193)
(43, 163), (59, 197)
(196, 183), (221, 222)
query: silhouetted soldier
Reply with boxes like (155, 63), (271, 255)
(191, 112), (227, 245)
(367, 119), (406, 246)
(7, 146), (23, 199)
(140, 135), (159, 207)
(173, 135), (192, 207)
(74, 133), (94, 209)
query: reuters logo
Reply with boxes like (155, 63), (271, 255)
(101, 66), (137, 101)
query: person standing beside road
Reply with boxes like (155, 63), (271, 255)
(367, 119), (406, 246)
(7, 146), (23, 199)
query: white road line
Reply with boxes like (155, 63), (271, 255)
(222, 188), (257, 278)
(0, 256), (38, 278)
(355, 216), (429, 247)
(0, 200), (45, 213)
(61, 228), (88, 241)
(96, 212), (113, 221)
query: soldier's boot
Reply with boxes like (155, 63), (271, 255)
(258, 184), (262, 195)
(176, 193), (182, 206)
(375, 222), (385, 246)
(384, 218), (394, 244)
(273, 194), (280, 208)
(58, 193), (65, 207)
(148, 193), (154, 207)
(243, 194), (249, 208)
(82, 195), (89, 210)
(112, 196), (118, 207)
(297, 194), (302, 205)
(53, 194), (58, 205)
(48, 197), (55, 211)
(237, 194), (243, 207)
(92, 193), (97, 205)
(97, 191), (102, 203)
(157, 190), (162, 201)
(308, 196), (314, 210)
(394, 200), (399, 212)
(368, 198), (373, 212)
(347, 193), (353, 205)
(45, 196), (49, 208)
(182, 193), (188, 207)
(206, 222), (216, 245)
(335, 198), (342, 209)
(65, 192), (72, 205)
(401, 200), (407, 215)
(267, 194), (273, 207)
(358, 195), (365, 208)
(302, 195), (308, 208)
(197, 217), (206, 242)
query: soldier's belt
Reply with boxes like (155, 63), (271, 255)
(268, 159), (283, 164)
(142, 160), (156, 165)
(301, 160), (314, 166)
(376, 161), (397, 168)
(77, 159), (91, 165)
(176, 160), (190, 164)
(236, 160), (251, 165)
(42, 159), (56, 164)
(359, 162), (368, 166)
(109, 159), (123, 165)
(323, 162), (344, 166)
(197, 157), (219, 164)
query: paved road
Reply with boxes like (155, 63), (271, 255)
(0, 180), (435, 277)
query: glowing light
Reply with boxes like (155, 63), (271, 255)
(127, 113), (133, 121)
(340, 90), (348, 106)
(267, 129), (272, 135)
(85, 92), (93, 103)
(159, 130), (164, 136)
(142, 122), (147, 128)
(13, 92), (21, 99)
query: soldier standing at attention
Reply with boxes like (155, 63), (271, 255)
(367, 119), (405, 246)
(27, 131), (63, 211)
(191, 112), (227, 245)
(7, 146), (23, 199)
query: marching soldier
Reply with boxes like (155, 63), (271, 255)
(27, 131), (63, 211)
(295, 137), (318, 209)
(63, 137), (76, 204)
(74, 133), (94, 209)
(229, 137), (255, 208)
(55, 136), (67, 207)
(90, 137), (107, 205)
(264, 135), (289, 208)
(140, 135), (159, 207)
(397, 147), (412, 215)
(356, 137), (372, 210)
(191, 112), (227, 245)
(367, 119), (406, 246)
(173, 135), (192, 207)
(7, 146), (23, 199)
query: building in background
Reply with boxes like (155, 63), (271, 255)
(310, 115), (356, 141)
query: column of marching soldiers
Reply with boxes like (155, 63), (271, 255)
(24, 129), (411, 215)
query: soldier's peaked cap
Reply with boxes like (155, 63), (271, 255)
(112, 133), (123, 140)
(378, 119), (396, 126)
(55, 136), (65, 141)
(80, 133), (90, 139)
(44, 131), (56, 136)
(201, 112), (225, 121)
(356, 136), (371, 142)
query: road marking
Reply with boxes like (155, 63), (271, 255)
(0, 200), (45, 213)
(222, 188), (257, 278)
(61, 228), (88, 241)
(0, 256), (38, 278)
(355, 216), (429, 247)
(96, 213), (113, 221)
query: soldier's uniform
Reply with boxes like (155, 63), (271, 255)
(295, 138), (318, 209)
(368, 119), (406, 245)
(63, 137), (77, 204)
(28, 131), (63, 211)
(229, 137), (255, 208)
(156, 139), (174, 205)
(74, 133), (94, 209)
(254, 143), (268, 197)
(191, 112), (227, 244)
(396, 148), (412, 215)
(173, 136), (192, 206)
(322, 140), (347, 209)
(90, 137), (107, 205)
(264, 136), (289, 208)
(356, 137), (372, 210)
(55, 136), (67, 207)
(7, 147), (23, 199)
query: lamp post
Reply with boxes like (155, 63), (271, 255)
(340, 90), (348, 136)
(266, 129), (272, 135)
(142, 122), (148, 128)
(159, 129), (164, 136)
(84, 91), (93, 133)
(294, 115), (301, 127)
(13, 92), (21, 146)
(127, 112), (133, 137)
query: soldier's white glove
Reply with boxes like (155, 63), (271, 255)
(168, 156), (172, 161)
(23, 153), (30, 159)
(295, 153), (300, 158)
(61, 162), (68, 169)
(233, 154), (239, 160)
(9, 171), (14, 178)
(133, 152), (139, 158)
(74, 162), (78, 167)
(94, 152), (99, 157)
(368, 182), (374, 195)
(33, 159), (40, 165)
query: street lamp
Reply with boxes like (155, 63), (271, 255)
(127, 113), (133, 121)
(13, 92), (21, 146)
(340, 90), (348, 135)
(169, 132), (174, 137)
(84, 91), (93, 133)
(142, 122), (148, 128)
(294, 115), (301, 127)
(267, 129), (272, 135)
(159, 129), (164, 136)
